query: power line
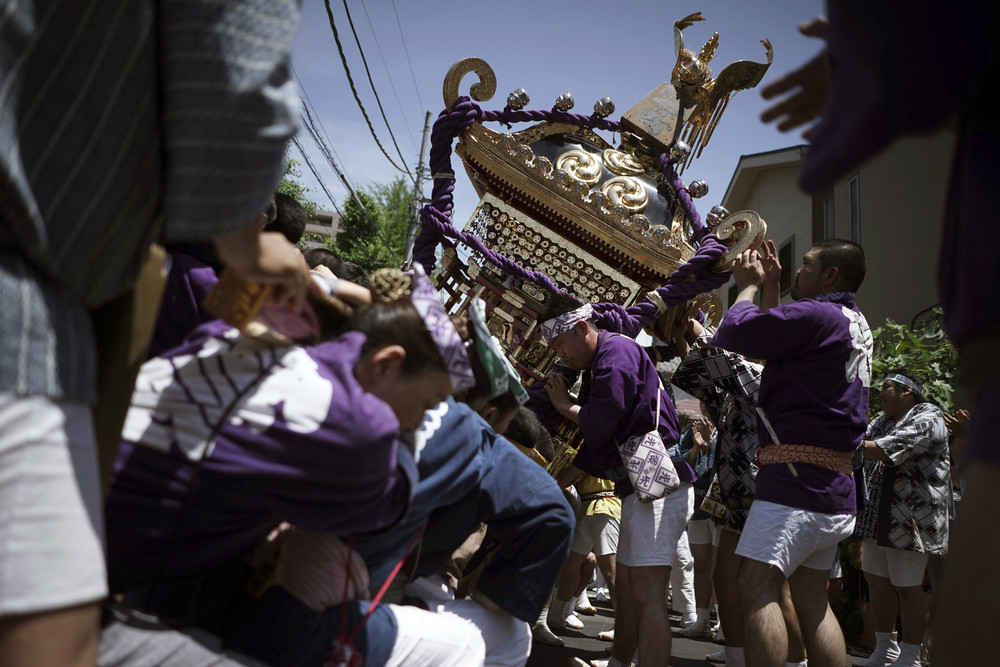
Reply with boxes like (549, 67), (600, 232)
(292, 66), (349, 175)
(290, 136), (342, 217)
(295, 112), (401, 264)
(291, 64), (401, 263)
(391, 0), (425, 115)
(289, 65), (350, 171)
(338, 0), (415, 178)
(359, 0), (418, 153)
(323, 0), (416, 181)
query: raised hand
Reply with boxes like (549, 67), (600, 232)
(760, 17), (829, 139)
(761, 239), (782, 288)
(732, 248), (766, 291)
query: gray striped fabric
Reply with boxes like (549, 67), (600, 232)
(0, 0), (301, 402)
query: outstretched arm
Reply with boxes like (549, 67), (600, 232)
(760, 17), (829, 139)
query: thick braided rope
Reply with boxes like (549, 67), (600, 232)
(414, 97), (620, 286)
(592, 235), (731, 338)
(414, 98), (731, 347)
(482, 107), (621, 132)
(658, 152), (708, 243)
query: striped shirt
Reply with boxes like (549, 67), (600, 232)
(0, 0), (301, 402)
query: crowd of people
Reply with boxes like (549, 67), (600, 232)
(0, 2), (991, 667)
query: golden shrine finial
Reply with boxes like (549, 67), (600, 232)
(666, 12), (773, 171)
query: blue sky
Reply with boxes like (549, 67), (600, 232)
(289, 0), (825, 223)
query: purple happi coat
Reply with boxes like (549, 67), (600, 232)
(105, 322), (417, 592)
(712, 294), (872, 514)
(575, 331), (693, 495)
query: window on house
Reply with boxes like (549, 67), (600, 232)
(779, 237), (794, 295)
(849, 174), (860, 243)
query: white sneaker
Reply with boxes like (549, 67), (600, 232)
(677, 617), (714, 638)
(705, 648), (725, 663)
(853, 631), (901, 666)
(854, 644), (900, 666)
(531, 622), (564, 647)
(885, 643), (922, 667)
(596, 588), (611, 603)
(565, 613), (585, 630)
(575, 590), (598, 615)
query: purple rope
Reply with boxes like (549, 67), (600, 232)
(414, 97), (622, 294)
(414, 96), (730, 345)
(658, 152), (708, 243)
(482, 108), (620, 133)
(592, 235), (731, 338)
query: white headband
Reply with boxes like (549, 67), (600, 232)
(540, 303), (593, 342)
(885, 373), (923, 396)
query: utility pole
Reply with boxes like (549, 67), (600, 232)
(404, 111), (433, 265)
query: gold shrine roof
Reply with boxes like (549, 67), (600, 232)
(455, 119), (698, 289)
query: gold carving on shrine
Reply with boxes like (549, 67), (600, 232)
(555, 149), (602, 185)
(443, 57), (497, 111)
(601, 176), (649, 213)
(669, 13), (773, 170)
(602, 149), (645, 176)
(711, 209), (768, 272)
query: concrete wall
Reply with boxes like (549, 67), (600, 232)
(829, 129), (955, 329)
(718, 129), (956, 331)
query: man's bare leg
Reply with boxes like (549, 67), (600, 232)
(0, 602), (100, 667)
(611, 564), (639, 664)
(596, 553), (617, 609)
(629, 565), (672, 667)
(715, 529), (744, 646)
(779, 580), (807, 663)
(896, 584), (929, 645)
(789, 565), (846, 667)
(739, 558), (788, 666)
(865, 573), (899, 634)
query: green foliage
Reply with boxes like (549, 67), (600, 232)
(299, 231), (335, 252)
(869, 307), (957, 418)
(335, 176), (411, 272)
(276, 158), (318, 219)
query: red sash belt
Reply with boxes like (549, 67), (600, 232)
(757, 444), (853, 475)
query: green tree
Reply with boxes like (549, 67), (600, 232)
(335, 176), (410, 271)
(869, 307), (957, 419)
(276, 157), (318, 219)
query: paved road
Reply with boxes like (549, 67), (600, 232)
(526, 601), (724, 667)
(524, 600), (868, 666)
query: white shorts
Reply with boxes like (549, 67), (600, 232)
(392, 597), (530, 667)
(735, 500), (855, 577)
(570, 513), (621, 557)
(0, 394), (107, 615)
(387, 603), (486, 667)
(687, 518), (721, 547)
(617, 484), (694, 568)
(860, 538), (929, 588)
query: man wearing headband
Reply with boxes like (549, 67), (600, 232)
(712, 239), (872, 667)
(538, 292), (695, 667)
(852, 369), (949, 667)
(342, 298), (572, 667)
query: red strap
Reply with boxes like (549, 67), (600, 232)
(341, 525), (425, 646)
